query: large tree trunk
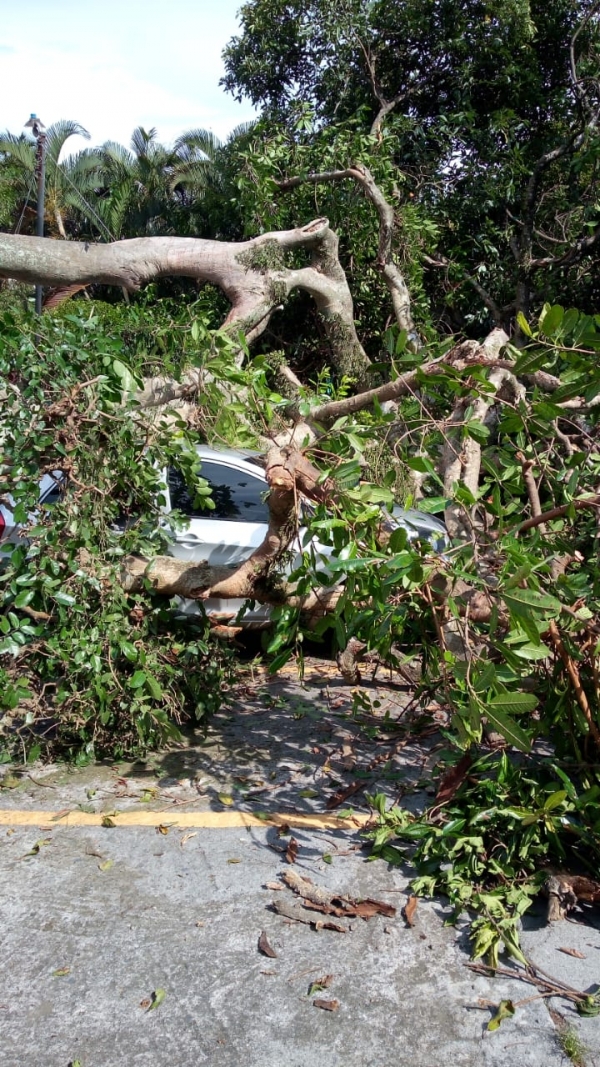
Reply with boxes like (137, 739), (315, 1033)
(0, 223), (370, 379)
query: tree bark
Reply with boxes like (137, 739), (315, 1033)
(0, 222), (370, 381)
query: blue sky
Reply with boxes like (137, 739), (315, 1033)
(0, 0), (256, 155)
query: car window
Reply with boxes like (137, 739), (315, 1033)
(167, 462), (269, 523)
(40, 475), (65, 507)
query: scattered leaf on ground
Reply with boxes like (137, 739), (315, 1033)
(299, 789), (319, 799)
(21, 838), (52, 858)
(51, 809), (71, 822)
(434, 753), (473, 808)
(352, 899), (396, 919)
(326, 782), (363, 810)
(227, 858), (242, 864)
(101, 815), (116, 828)
(270, 898), (347, 932)
(146, 988), (166, 1012)
(218, 793), (234, 806)
(286, 836), (299, 864)
(577, 995), (600, 1017)
(308, 975), (334, 996)
(487, 1000), (515, 1030)
(139, 998), (151, 1010)
(52, 967), (71, 977)
(282, 868), (395, 919)
(1, 775), (21, 789)
(180, 833), (197, 847)
(195, 921), (205, 928)
(264, 881), (283, 891)
(98, 859), (114, 872)
(322, 853), (333, 864)
(403, 894), (418, 927)
(258, 930), (278, 958)
(558, 947), (586, 959)
(156, 824), (171, 835)
(313, 998), (339, 1012)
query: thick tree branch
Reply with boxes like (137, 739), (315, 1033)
(0, 221), (371, 385)
(277, 165), (418, 344)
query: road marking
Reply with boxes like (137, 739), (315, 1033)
(0, 809), (372, 831)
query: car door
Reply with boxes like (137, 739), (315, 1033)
(166, 458), (270, 566)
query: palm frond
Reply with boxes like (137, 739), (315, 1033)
(130, 127), (158, 159)
(45, 120), (90, 165)
(173, 128), (223, 161)
(0, 136), (36, 169)
(227, 120), (259, 143)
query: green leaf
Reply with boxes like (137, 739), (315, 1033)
(487, 692), (538, 715)
(483, 702), (532, 752)
(112, 358), (139, 393)
(503, 588), (561, 614)
(145, 674), (163, 700)
(146, 988), (166, 1012)
(516, 312), (532, 338)
(54, 591), (76, 607)
(487, 999), (515, 1030)
(269, 648), (294, 672)
(539, 304), (564, 338)
(464, 420), (489, 444)
(119, 640), (138, 662)
(14, 589), (35, 609)
(128, 671), (147, 689)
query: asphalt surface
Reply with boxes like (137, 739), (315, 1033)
(1, 660), (599, 1067)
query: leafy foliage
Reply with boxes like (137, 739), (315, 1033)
(0, 305), (237, 761)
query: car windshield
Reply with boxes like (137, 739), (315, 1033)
(167, 462), (270, 523)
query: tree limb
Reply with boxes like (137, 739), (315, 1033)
(277, 165), (418, 344)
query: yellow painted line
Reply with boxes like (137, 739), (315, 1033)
(0, 808), (372, 831)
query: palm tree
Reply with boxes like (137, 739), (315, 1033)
(0, 120), (100, 238)
(91, 126), (225, 239)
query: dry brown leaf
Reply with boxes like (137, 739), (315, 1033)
(282, 869), (395, 919)
(271, 899), (347, 932)
(353, 898), (396, 919)
(313, 998), (340, 1012)
(326, 782), (364, 810)
(264, 881), (284, 891)
(180, 832), (197, 847)
(558, 947), (586, 959)
(258, 930), (278, 958)
(403, 894), (418, 927)
(286, 836), (299, 864)
(434, 753), (472, 808)
(156, 824), (171, 835)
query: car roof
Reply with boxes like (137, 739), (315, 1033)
(194, 445), (266, 475)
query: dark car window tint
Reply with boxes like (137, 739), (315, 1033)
(40, 478), (64, 506)
(167, 462), (269, 523)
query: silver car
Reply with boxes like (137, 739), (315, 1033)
(0, 447), (447, 623)
(161, 446), (447, 622)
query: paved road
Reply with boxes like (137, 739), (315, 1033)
(0, 663), (598, 1066)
